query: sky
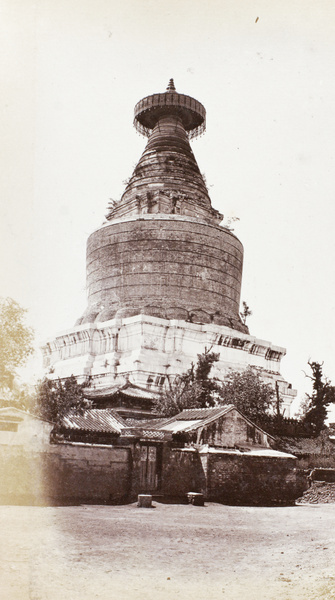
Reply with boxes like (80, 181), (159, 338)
(1, 0), (335, 417)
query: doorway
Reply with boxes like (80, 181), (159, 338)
(139, 444), (161, 492)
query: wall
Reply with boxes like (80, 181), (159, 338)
(310, 468), (335, 482)
(0, 443), (131, 505)
(278, 435), (335, 470)
(201, 411), (269, 448)
(204, 451), (307, 505)
(0, 410), (53, 449)
(159, 447), (307, 505)
(293, 453), (335, 470)
(42, 313), (296, 416)
(0, 438), (308, 506)
(161, 447), (206, 497)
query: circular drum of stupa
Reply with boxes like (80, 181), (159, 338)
(83, 215), (245, 331)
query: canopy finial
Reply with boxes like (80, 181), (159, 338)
(166, 78), (176, 92)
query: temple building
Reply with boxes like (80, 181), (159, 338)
(42, 79), (296, 420)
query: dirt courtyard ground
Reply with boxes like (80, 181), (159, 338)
(0, 501), (334, 600)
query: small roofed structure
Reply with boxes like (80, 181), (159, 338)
(149, 405), (275, 451)
(56, 407), (172, 445)
(57, 408), (127, 445)
(147, 406), (302, 505)
(83, 382), (160, 421)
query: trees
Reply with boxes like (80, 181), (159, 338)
(223, 215), (240, 232)
(34, 375), (92, 425)
(240, 301), (252, 326)
(217, 367), (276, 425)
(193, 350), (220, 407)
(301, 361), (335, 435)
(153, 351), (276, 424)
(0, 297), (34, 404)
(152, 349), (220, 417)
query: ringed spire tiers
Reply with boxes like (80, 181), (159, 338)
(166, 78), (176, 91)
(106, 79), (217, 224)
(133, 78), (206, 140)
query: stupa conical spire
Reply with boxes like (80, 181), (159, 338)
(106, 80), (222, 224)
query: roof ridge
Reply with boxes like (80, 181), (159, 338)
(181, 405), (234, 412)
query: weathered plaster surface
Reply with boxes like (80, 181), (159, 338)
(42, 314), (296, 415)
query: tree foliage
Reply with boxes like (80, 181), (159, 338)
(34, 375), (92, 425)
(217, 367), (276, 424)
(152, 349), (220, 417)
(302, 361), (335, 435)
(153, 351), (276, 424)
(0, 297), (34, 391)
(240, 301), (252, 325)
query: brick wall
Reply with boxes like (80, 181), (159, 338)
(0, 441), (308, 506)
(160, 448), (207, 497)
(201, 411), (269, 448)
(295, 454), (335, 470)
(205, 452), (307, 505)
(159, 448), (307, 505)
(0, 443), (131, 505)
(82, 216), (246, 332)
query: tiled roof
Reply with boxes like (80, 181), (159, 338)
(84, 386), (120, 399)
(120, 386), (160, 400)
(84, 383), (159, 401)
(152, 405), (235, 431)
(173, 406), (235, 421)
(123, 417), (163, 427)
(162, 420), (200, 433)
(62, 409), (126, 434)
(147, 405), (273, 438)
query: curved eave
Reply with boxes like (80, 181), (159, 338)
(84, 383), (160, 402)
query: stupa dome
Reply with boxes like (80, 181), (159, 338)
(77, 80), (247, 333)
